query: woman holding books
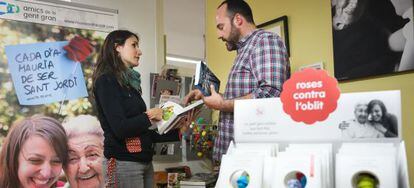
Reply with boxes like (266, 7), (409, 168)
(92, 30), (182, 188)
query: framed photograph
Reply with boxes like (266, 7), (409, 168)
(150, 73), (181, 108)
(299, 62), (325, 71)
(257, 15), (290, 56)
(331, 0), (413, 81)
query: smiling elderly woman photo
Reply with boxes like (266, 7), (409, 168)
(62, 115), (104, 188)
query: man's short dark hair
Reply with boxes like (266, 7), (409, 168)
(218, 0), (255, 24)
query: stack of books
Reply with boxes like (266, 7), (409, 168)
(179, 173), (217, 188)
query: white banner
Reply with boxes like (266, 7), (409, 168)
(0, 0), (117, 32)
(234, 90), (402, 142)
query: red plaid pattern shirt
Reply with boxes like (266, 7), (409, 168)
(213, 29), (290, 161)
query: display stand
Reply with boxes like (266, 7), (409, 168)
(215, 69), (410, 188)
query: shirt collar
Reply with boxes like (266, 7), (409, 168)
(236, 29), (260, 50)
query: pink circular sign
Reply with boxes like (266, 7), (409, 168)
(280, 68), (340, 124)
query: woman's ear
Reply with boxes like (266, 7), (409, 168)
(115, 43), (122, 53)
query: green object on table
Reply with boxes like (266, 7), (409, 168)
(357, 174), (376, 188)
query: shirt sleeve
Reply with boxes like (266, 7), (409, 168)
(94, 75), (152, 139)
(250, 33), (290, 98)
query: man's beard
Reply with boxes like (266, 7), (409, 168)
(224, 25), (241, 51)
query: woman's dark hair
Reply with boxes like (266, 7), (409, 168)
(0, 115), (68, 188)
(92, 30), (139, 90)
(367, 99), (387, 121)
(218, 0), (255, 24)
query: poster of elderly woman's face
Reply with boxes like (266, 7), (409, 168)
(331, 0), (413, 80)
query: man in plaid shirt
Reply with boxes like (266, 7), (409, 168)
(184, 0), (290, 163)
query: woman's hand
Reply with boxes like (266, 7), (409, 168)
(373, 123), (387, 134)
(338, 121), (349, 130)
(145, 108), (163, 121)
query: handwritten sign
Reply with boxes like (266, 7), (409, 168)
(5, 41), (88, 105)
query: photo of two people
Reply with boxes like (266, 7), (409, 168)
(339, 99), (398, 138)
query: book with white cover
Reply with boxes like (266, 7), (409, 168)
(339, 142), (395, 152)
(263, 156), (277, 188)
(215, 154), (263, 188)
(285, 144), (333, 188)
(150, 100), (204, 134)
(224, 142), (277, 188)
(226, 142), (278, 157)
(272, 153), (322, 188)
(335, 143), (398, 188)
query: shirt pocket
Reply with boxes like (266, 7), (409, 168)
(125, 137), (142, 153)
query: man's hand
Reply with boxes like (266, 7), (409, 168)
(183, 89), (204, 105)
(203, 85), (225, 111)
(176, 106), (202, 133)
(63, 36), (93, 62)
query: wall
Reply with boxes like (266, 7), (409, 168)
(71, 0), (159, 106)
(162, 0), (205, 77)
(206, 0), (413, 185)
(164, 0), (205, 60)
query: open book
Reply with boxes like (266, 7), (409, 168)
(194, 61), (220, 96)
(150, 99), (204, 135)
